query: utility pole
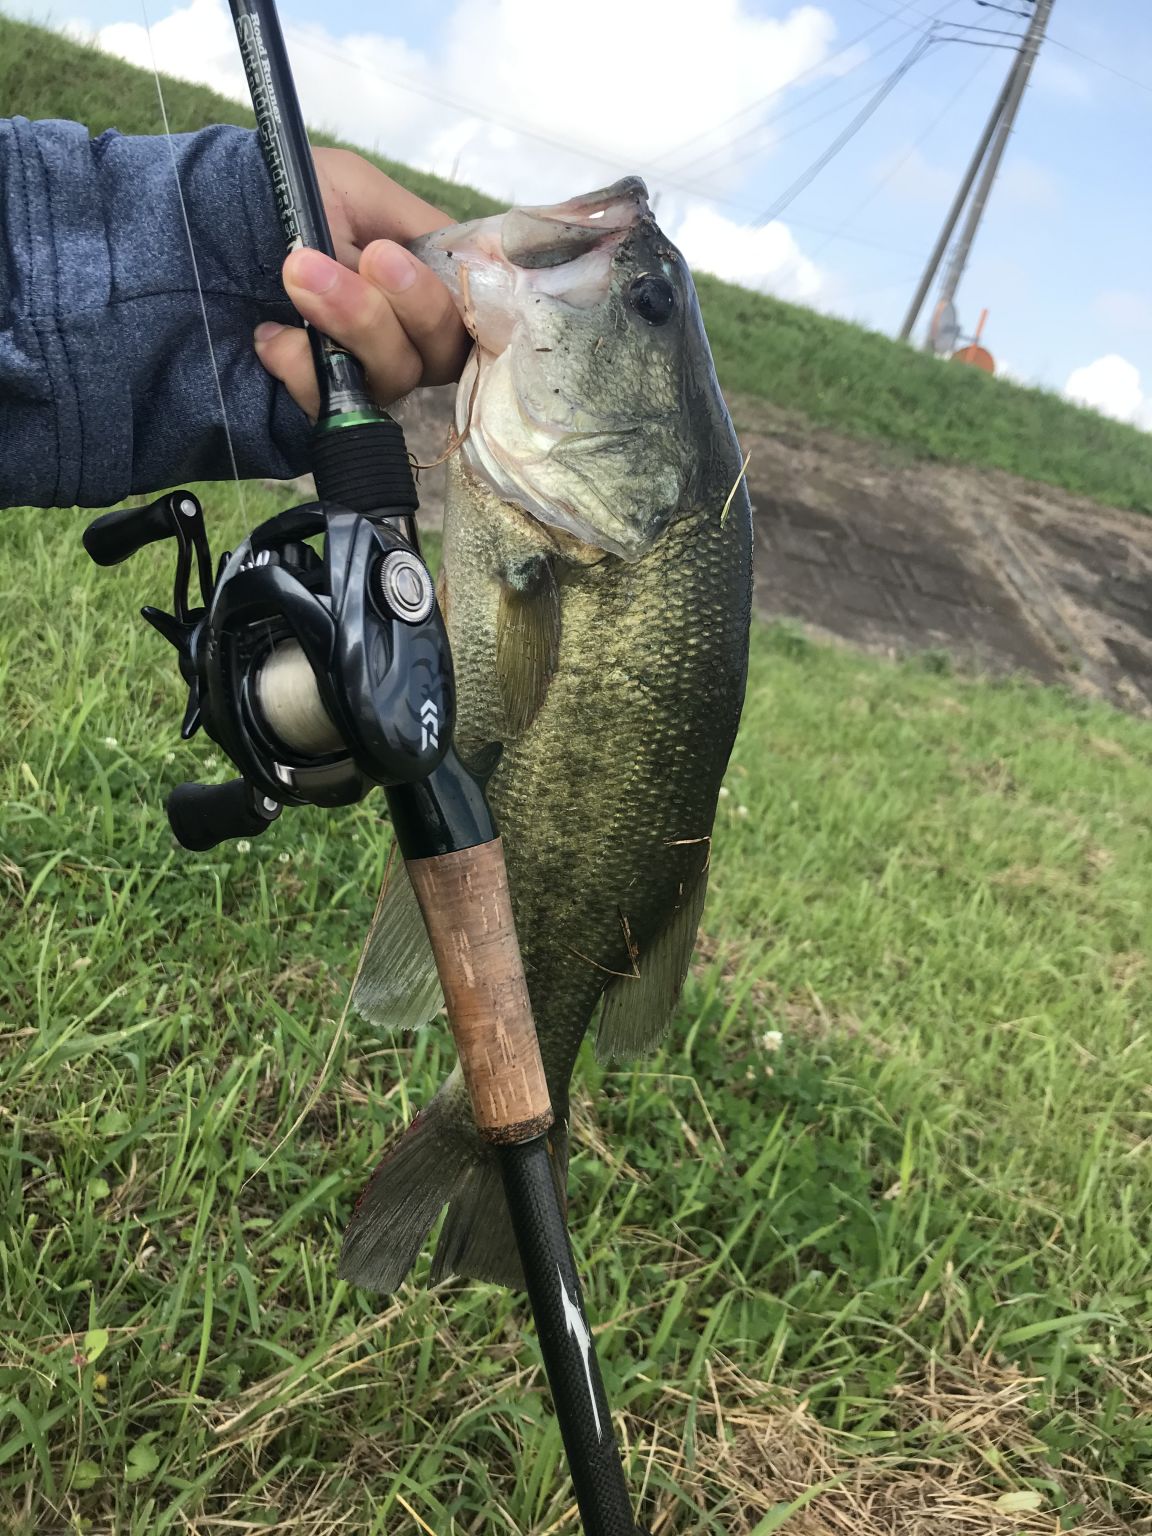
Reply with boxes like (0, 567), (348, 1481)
(900, 0), (1054, 345)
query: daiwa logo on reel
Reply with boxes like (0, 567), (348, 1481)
(420, 698), (440, 752)
(239, 549), (273, 572)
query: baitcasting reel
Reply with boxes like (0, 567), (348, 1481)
(83, 489), (453, 852)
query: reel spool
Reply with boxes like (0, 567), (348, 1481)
(83, 491), (453, 851)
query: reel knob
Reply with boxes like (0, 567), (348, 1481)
(83, 491), (201, 566)
(166, 779), (281, 852)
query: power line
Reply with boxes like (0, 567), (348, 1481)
(1047, 36), (1152, 97)
(809, 45), (994, 259)
(286, 31), (926, 258)
(850, 0), (943, 17)
(902, 0), (1052, 342)
(892, 0), (1152, 94)
(753, 33), (939, 227)
(670, 50), (935, 189)
(860, 0), (1017, 23)
(648, 0), (929, 174)
(664, 23), (940, 185)
(663, 0), (972, 186)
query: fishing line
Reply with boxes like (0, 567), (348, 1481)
(139, 1), (381, 1188)
(242, 841), (401, 1195)
(141, 0), (247, 521)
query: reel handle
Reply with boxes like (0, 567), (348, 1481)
(83, 491), (203, 568)
(166, 778), (281, 852)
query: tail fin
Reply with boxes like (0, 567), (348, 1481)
(431, 1157), (524, 1289)
(340, 1086), (570, 1294)
(340, 1092), (476, 1294)
(431, 1102), (570, 1291)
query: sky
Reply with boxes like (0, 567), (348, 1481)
(7, 0), (1152, 427)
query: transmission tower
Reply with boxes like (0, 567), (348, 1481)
(900, 0), (1055, 349)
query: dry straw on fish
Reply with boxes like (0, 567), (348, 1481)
(721, 449), (752, 525)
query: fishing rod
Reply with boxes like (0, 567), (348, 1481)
(81, 0), (647, 1530)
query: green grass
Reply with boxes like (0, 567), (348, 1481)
(4, 9), (1152, 512)
(3, 491), (1152, 1532)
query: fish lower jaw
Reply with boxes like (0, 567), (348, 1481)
(455, 355), (639, 560)
(456, 435), (634, 562)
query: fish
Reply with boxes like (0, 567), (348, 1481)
(340, 177), (753, 1293)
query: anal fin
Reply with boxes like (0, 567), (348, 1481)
(352, 860), (444, 1031)
(595, 871), (710, 1061)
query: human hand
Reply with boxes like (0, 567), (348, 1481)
(254, 147), (470, 419)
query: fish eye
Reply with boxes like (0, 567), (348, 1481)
(627, 273), (676, 326)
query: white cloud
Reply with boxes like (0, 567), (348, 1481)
(70, 0), (835, 298)
(71, 0), (442, 169)
(430, 0), (837, 198)
(671, 204), (823, 302)
(1064, 354), (1152, 431)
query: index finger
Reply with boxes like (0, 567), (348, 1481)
(316, 147), (452, 252)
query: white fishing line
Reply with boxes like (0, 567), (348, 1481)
(142, 0), (248, 518)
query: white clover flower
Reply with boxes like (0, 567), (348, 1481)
(718, 786), (730, 799)
(278, 851), (291, 864)
(760, 1029), (783, 1052)
(163, 751), (176, 765)
(736, 804), (749, 819)
(204, 755), (219, 770)
(102, 736), (118, 749)
(235, 840), (251, 854)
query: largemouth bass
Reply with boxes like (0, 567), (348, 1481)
(341, 177), (752, 1292)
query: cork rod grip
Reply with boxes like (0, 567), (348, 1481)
(406, 838), (553, 1144)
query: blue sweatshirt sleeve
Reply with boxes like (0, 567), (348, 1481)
(0, 117), (311, 509)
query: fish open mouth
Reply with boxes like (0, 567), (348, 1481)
(500, 178), (651, 269)
(412, 177), (651, 297)
(408, 177), (679, 560)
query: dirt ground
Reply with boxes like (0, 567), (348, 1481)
(384, 385), (1152, 716)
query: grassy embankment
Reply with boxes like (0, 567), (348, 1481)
(3, 11), (1152, 511)
(4, 488), (1152, 1531)
(2, 11), (1152, 1534)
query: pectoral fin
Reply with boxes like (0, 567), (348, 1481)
(595, 871), (710, 1061)
(496, 557), (561, 737)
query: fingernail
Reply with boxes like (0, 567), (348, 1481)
(368, 241), (418, 293)
(254, 321), (285, 344)
(287, 248), (339, 295)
